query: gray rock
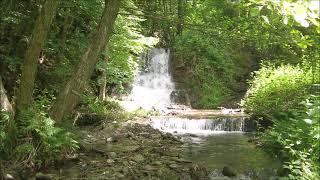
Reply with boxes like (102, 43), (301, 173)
(153, 161), (163, 165)
(169, 164), (178, 169)
(145, 165), (155, 171)
(4, 174), (14, 180)
(108, 152), (117, 159)
(222, 166), (237, 177)
(35, 172), (52, 180)
(126, 132), (134, 138)
(107, 159), (115, 164)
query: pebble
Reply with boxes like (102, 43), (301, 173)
(169, 164), (178, 169)
(107, 159), (115, 164)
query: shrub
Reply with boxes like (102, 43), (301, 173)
(79, 94), (129, 122)
(241, 64), (315, 119)
(261, 95), (320, 179)
(0, 95), (79, 169)
(195, 81), (228, 108)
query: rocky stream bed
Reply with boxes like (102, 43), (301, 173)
(26, 121), (209, 180)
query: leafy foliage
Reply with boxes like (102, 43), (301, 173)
(0, 96), (78, 168)
(241, 61), (319, 178)
(261, 95), (320, 179)
(80, 94), (130, 122)
(241, 64), (316, 119)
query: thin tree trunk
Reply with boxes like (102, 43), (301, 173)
(50, 0), (121, 121)
(16, 0), (59, 115)
(99, 46), (109, 102)
(58, 8), (73, 58)
(0, 76), (14, 116)
(177, 0), (184, 36)
(99, 70), (107, 101)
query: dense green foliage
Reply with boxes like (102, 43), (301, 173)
(0, 0), (156, 173)
(241, 64), (317, 119)
(0, 101), (78, 168)
(0, 0), (319, 178)
(174, 0), (319, 108)
(262, 95), (320, 179)
(241, 63), (320, 178)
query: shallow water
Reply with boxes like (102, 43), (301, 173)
(184, 133), (280, 179)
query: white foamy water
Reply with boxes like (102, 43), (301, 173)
(122, 48), (174, 112)
(151, 117), (246, 135)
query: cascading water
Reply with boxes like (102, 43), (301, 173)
(151, 117), (246, 135)
(122, 48), (279, 179)
(122, 48), (174, 112)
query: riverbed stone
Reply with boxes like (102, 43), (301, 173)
(222, 166), (237, 177)
(108, 152), (117, 159)
(169, 163), (178, 169)
(38, 122), (210, 179)
(106, 159), (115, 164)
(4, 174), (14, 180)
(35, 172), (53, 180)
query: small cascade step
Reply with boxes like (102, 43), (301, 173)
(151, 116), (252, 135)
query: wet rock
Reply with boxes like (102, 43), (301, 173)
(41, 122), (207, 179)
(35, 172), (52, 180)
(4, 174), (14, 180)
(186, 133), (198, 137)
(222, 166), (236, 177)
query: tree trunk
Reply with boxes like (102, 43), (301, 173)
(50, 0), (121, 121)
(16, 0), (59, 115)
(177, 0), (184, 36)
(0, 76), (14, 116)
(99, 46), (109, 102)
(99, 70), (107, 101)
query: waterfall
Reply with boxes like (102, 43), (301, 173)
(122, 48), (175, 111)
(151, 117), (248, 135)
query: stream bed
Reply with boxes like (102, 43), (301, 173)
(151, 116), (281, 179)
(184, 133), (280, 179)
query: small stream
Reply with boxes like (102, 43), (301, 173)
(151, 117), (281, 179)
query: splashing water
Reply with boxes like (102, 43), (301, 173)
(122, 48), (174, 112)
(151, 117), (246, 135)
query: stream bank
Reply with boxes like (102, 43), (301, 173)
(24, 121), (209, 180)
